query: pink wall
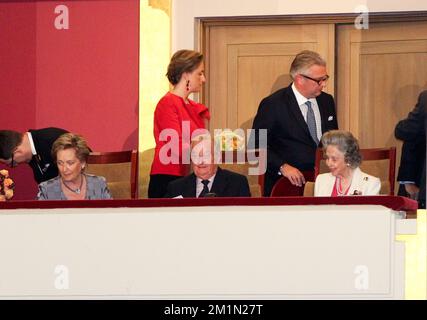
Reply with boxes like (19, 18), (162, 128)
(0, 2), (38, 200)
(1, 0), (139, 200)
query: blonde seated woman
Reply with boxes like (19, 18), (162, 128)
(37, 133), (112, 200)
(314, 130), (381, 196)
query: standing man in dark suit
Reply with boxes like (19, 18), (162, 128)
(395, 90), (426, 209)
(252, 50), (338, 196)
(0, 127), (68, 183)
(165, 135), (251, 198)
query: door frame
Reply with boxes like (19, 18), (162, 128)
(197, 11), (427, 105)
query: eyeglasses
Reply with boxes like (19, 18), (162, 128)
(300, 74), (329, 86)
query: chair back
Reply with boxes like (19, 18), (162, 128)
(303, 181), (315, 197)
(270, 171), (315, 197)
(314, 147), (396, 195)
(218, 149), (265, 197)
(86, 150), (138, 199)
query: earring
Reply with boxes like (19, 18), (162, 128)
(186, 80), (190, 91)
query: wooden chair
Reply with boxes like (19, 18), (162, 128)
(314, 147), (396, 195)
(86, 150), (138, 199)
(303, 181), (315, 197)
(218, 149), (265, 197)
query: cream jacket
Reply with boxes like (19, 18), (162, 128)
(314, 167), (381, 196)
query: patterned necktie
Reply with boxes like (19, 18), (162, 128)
(305, 100), (319, 145)
(198, 179), (210, 197)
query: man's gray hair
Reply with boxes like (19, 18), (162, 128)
(289, 50), (326, 79)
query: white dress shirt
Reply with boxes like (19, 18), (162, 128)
(27, 132), (37, 156)
(196, 173), (216, 197)
(291, 83), (322, 141)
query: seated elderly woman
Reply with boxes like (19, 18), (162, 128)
(314, 130), (381, 196)
(37, 133), (112, 200)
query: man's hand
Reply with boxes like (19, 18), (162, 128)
(404, 183), (419, 200)
(280, 163), (305, 187)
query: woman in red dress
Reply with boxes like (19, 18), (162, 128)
(148, 50), (210, 198)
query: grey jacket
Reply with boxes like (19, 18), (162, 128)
(37, 174), (112, 200)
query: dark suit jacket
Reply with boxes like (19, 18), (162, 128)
(395, 90), (426, 208)
(397, 140), (425, 187)
(164, 167), (251, 198)
(28, 127), (68, 183)
(251, 84), (338, 196)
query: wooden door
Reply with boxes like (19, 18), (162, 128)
(204, 23), (335, 132)
(201, 17), (427, 196)
(337, 21), (427, 193)
(337, 21), (427, 147)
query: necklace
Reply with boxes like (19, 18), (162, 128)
(62, 175), (84, 194)
(335, 176), (351, 196)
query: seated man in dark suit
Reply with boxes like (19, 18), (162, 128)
(165, 135), (251, 198)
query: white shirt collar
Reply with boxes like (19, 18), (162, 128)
(291, 83), (314, 106)
(196, 172), (217, 197)
(196, 172), (217, 185)
(27, 132), (37, 155)
(291, 83), (322, 141)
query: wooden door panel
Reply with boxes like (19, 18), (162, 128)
(358, 50), (427, 147)
(337, 22), (427, 144)
(236, 54), (293, 131)
(337, 21), (427, 194)
(207, 24), (334, 132)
